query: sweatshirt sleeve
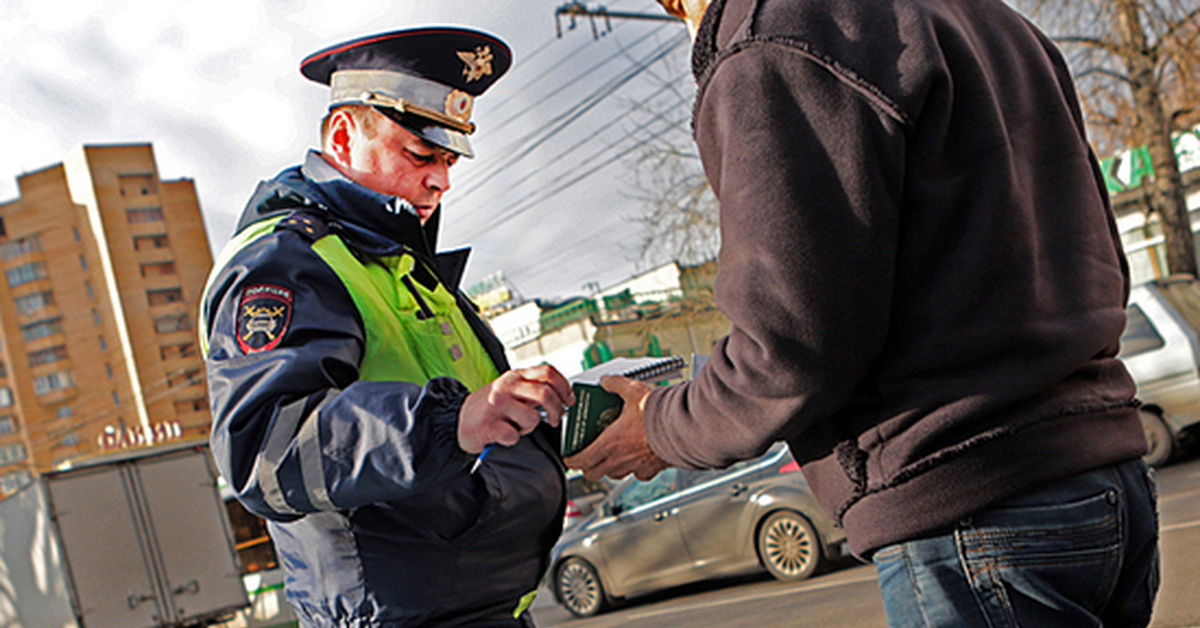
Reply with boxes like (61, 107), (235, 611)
(202, 230), (473, 521)
(644, 41), (908, 469)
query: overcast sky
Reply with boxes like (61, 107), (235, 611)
(0, 0), (694, 301)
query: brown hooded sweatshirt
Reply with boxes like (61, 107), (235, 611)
(643, 0), (1146, 557)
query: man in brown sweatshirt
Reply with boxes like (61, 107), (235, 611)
(566, 0), (1160, 625)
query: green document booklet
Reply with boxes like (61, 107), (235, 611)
(561, 356), (687, 457)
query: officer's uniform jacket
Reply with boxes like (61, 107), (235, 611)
(201, 151), (565, 627)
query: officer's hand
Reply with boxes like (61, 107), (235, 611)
(564, 375), (669, 481)
(458, 364), (575, 454)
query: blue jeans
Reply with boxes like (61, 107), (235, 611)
(873, 459), (1159, 627)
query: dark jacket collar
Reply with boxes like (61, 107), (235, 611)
(236, 150), (442, 261)
(692, 0), (730, 80)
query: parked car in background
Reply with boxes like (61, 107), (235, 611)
(1120, 276), (1200, 466)
(564, 470), (615, 529)
(548, 443), (847, 617)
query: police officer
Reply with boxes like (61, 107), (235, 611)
(200, 28), (573, 627)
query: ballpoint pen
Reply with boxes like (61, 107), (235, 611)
(470, 444), (494, 474)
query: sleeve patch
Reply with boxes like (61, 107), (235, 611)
(237, 284), (294, 354)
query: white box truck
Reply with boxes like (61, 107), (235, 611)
(0, 442), (250, 628)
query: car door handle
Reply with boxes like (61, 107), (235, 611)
(653, 508), (679, 521)
(731, 483), (748, 497)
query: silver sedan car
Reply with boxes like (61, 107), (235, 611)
(549, 443), (848, 617)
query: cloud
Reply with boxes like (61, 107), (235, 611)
(16, 72), (114, 127)
(2, 0), (696, 301)
(70, 16), (132, 77)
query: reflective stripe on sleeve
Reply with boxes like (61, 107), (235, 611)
(258, 398), (307, 516)
(257, 390), (337, 516)
(297, 391), (337, 511)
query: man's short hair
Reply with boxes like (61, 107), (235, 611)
(320, 105), (379, 145)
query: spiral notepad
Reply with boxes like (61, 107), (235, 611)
(568, 355), (688, 386)
(562, 356), (687, 456)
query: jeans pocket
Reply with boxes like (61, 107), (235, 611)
(958, 488), (1122, 625)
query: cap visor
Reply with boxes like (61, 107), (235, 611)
(375, 107), (474, 158)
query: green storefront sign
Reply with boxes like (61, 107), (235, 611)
(1099, 126), (1200, 195)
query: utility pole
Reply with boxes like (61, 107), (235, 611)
(555, 2), (682, 39)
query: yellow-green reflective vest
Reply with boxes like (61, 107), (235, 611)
(202, 214), (500, 390)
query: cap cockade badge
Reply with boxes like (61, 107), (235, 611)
(445, 89), (474, 123)
(457, 45), (494, 83)
(237, 284), (293, 354)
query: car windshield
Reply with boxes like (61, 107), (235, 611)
(610, 468), (680, 514)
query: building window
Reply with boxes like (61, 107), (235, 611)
(0, 362), (5, 378)
(140, 261), (177, 277)
(0, 443), (27, 466)
(56, 406), (72, 419)
(0, 416), (14, 435)
(105, 363), (114, 379)
(154, 313), (192, 334)
(28, 345), (68, 367)
(167, 368), (202, 388)
(134, 234), (170, 250)
(92, 309), (101, 325)
(20, 317), (63, 342)
(85, 281), (94, 298)
(160, 342), (197, 360)
(175, 397), (209, 414)
(112, 391), (120, 406)
(0, 471), (30, 494)
(14, 290), (54, 315)
(147, 288), (185, 306)
(61, 434), (79, 447)
(6, 262), (47, 288)
(0, 388), (11, 409)
(99, 336), (107, 351)
(127, 207), (165, 223)
(0, 235), (41, 260)
(73, 227), (81, 242)
(33, 371), (74, 395)
(79, 255), (88, 270)
(119, 174), (158, 198)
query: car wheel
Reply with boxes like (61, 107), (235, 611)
(555, 557), (607, 617)
(1140, 409), (1174, 468)
(758, 510), (821, 582)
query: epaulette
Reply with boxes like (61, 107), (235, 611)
(275, 212), (331, 243)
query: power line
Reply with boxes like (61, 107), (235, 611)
(482, 9), (651, 121)
(497, 219), (636, 287)
(494, 114), (690, 226)
(459, 107), (691, 242)
(555, 2), (683, 39)
(451, 69), (691, 223)
(483, 33), (597, 120)
(26, 370), (206, 456)
(453, 30), (688, 200)
(461, 23), (677, 185)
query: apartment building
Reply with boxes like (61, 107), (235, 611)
(0, 143), (213, 488)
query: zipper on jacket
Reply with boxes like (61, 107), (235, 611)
(401, 274), (436, 320)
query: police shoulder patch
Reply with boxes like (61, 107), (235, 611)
(237, 284), (294, 354)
